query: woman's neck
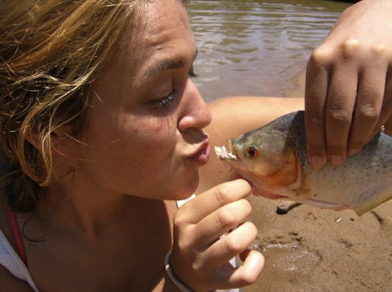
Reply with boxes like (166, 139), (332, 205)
(36, 180), (145, 240)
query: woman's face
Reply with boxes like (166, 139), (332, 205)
(62, 0), (212, 200)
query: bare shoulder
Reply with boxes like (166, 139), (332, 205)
(197, 96), (304, 194)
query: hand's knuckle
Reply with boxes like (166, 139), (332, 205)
(173, 212), (184, 224)
(341, 38), (361, 59)
(358, 103), (379, 121)
(371, 43), (386, 58)
(225, 236), (243, 254)
(327, 108), (351, 124)
(306, 111), (323, 129)
(176, 239), (191, 253)
(191, 261), (204, 276)
(173, 211), (188, 227)
(217, 208), (235, 229)
(216, 184), (235, 205)
(309, 47), (331, 67)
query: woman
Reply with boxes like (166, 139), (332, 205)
(0, 0), (391, 291)
(0, 1), (264, 290)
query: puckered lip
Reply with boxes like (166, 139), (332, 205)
(186, 137), (211, 164)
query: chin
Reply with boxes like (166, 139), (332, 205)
(171, 172), (200, 200)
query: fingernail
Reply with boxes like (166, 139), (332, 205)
(310, 156), (324, 169)
(347, 148), (359, 156)
(329, 155), (343, 166)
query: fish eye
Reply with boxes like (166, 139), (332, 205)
(244, 145), (259, 158)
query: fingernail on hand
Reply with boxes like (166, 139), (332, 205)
(310, 156), (324, 169)
(329, 155), (343, 166)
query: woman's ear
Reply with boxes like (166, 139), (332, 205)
(25, 127), (46, 153)
(25, 125), (73, 155)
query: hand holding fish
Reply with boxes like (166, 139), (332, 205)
(169, 179), (264, 291)
(305, 0), (392, 169)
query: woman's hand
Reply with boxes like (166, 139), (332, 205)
(305, 0), (392, 169)
(170, 179), (264, 291)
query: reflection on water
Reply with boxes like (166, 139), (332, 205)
(188, 0), (352, 102)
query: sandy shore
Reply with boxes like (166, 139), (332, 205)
(245, 196), (392, 291)
(244, 69), (392, 292)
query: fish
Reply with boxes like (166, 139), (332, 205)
(215, 111), (392, 215)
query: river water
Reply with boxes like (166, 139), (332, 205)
(188, 0), (352, 102)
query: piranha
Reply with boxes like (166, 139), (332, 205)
(215, 111), (392, 216)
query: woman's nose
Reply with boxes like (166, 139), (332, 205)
(177, 79), (212, 132)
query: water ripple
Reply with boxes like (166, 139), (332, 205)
(188, 0), (351, 101)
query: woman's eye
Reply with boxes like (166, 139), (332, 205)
(188, 72), (198, 78)
(151, 72), (198, 110)
(151, 89), (177, 110)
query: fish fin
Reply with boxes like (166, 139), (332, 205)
(353, 187), (392, 216)
(304, 200), (347, 210)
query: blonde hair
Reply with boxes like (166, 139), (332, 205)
(0, 0), (145, 212)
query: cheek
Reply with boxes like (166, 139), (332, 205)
(77, 107), (179, 182)
(118, 115), (178, 160)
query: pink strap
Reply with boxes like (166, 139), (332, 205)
(6, 208), (27, 266)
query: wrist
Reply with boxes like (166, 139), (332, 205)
(165, 251), (195, 292)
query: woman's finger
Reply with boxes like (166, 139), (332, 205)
(192, 198), (252, 247)
(177, 179), (251, 224)
(202, 221), (258, 271)
(348, 64), (387, 155)
(325, 65), (358, 165)
(213, 250), (264, 290)
(305, 48), (330, 169)
(372, 69), (392, 137)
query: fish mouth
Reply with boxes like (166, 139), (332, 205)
(215, 141), (238, 161)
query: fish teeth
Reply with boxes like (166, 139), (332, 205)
(215, 145), (237, 160)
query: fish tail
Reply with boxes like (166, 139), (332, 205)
(353, 187), (392, 216)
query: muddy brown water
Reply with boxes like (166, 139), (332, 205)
(188, 0), (351, 101)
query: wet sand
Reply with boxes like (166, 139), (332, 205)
(246, 196), (392, 291)
(244, 70), (392, 292)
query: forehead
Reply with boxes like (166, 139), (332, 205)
(136, 0), (191, 46)
(106, 0), (195, 83)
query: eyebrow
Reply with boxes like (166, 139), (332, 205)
(142, 49), (198, 80)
